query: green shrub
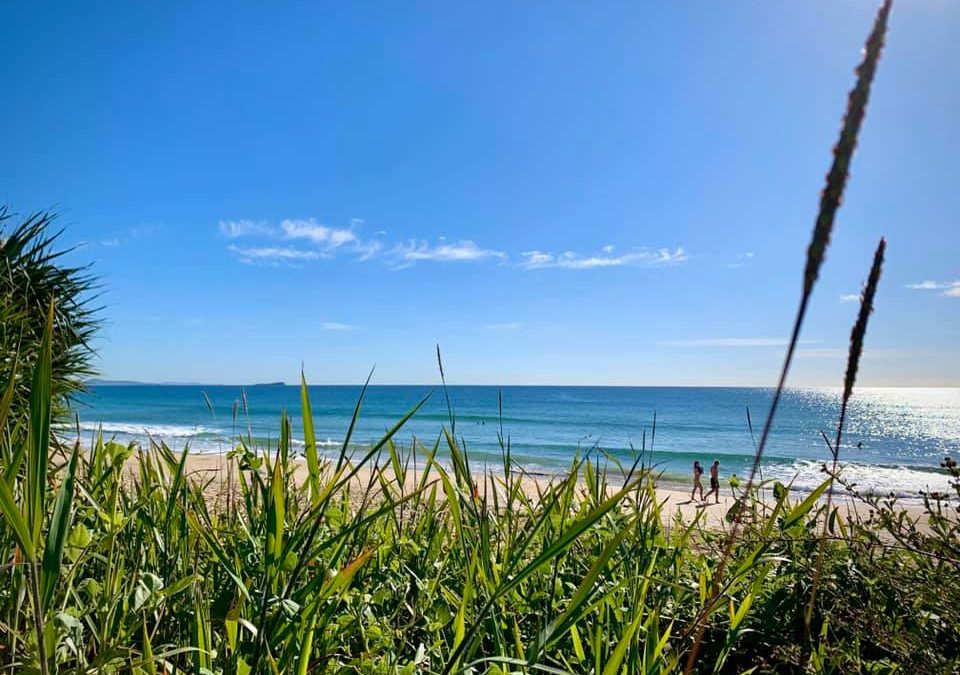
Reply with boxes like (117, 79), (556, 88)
(0, 207), (99, 426)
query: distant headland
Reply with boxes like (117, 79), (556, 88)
(85, 379), (286, 387)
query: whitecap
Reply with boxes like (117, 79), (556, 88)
(74, 421), (224, 438)
(764, 458), (956, 500)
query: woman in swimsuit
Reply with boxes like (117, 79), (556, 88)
(691, 460), (704, 501)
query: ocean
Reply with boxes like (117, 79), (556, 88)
(69, 385), (960, 498)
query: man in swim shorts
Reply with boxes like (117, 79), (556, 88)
(706, 460), (720, 504)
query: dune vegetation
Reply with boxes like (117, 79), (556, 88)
(0, 311), (957, 675)
(1, 0), (959, 673)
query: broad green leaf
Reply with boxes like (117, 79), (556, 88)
(782, 478), (831, 530)
(142, 620), (157, 675)
(454, 556), (476, 651)
(41, 441), (80, 610)
(266, 453), (285, 584)
(320, 547), (375, 599)
(731, 592), (755, 630)
(601, 607), (645, 675)
(164, 443), (191, 532)
(27, 299), (55, 546)
(570, 624), (585, 663)
(0, 475), (35, 560)
(193, 591), (212, 672)
(300, 372), (321, 505)
(295, 613), (318, 675)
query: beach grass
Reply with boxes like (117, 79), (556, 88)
(3, 0), (960, 672)
(0, 307), (958, 673)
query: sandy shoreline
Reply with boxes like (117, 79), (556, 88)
(168, 451), (938, 530)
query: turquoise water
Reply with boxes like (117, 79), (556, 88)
(70, 385), (960, 497)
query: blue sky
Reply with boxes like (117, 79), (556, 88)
(2, 1), (958, 386)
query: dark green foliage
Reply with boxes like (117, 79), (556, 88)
(0, 207), (100, 424)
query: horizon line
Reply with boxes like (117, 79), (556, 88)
(86, 379), (959, 389)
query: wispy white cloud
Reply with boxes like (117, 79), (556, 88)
(218, 218), (688, 276)
(321, 322), (354, 331)
(219, 219), (273, 238)
(905, 279), (960, 297)
(522, 251), (554, 268)
(227, 245), (321, 264)
(522, 247), (686, 270)
(220, 217), (372, 264)
(354, 240), (384, 262)
(726, 251), (756, 269)
(281, 218), (356, 247)
(391, 240), (506, 267)
(661, 337), (816, 348)
(129, 224), (163, 239)
(905, 280), (942, 290)
(483, 322), (523, 330)
(840, 293), (861, 303)
(96, 225), (162, 248)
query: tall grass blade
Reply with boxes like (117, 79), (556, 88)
(0, 351), (18, 428)
(436, 344), (456, 436)
(0, 470), (35, 560)
(806, 237), (886, 633)
(188, 513), (251, 601)
(535, 516), (637, 655)
(27, 299), (55, 546)
(193, 590), (213, 673)
(440, 480), (638, 675)
(601, 608), (645, 675)
(336, 366), (375, 472)
(300, 370), (321, 504)
(266, 450), (285, 585)
(684, 3), (893, 671)
(141, 620), (157, 675)
(40, 441), (79, 610)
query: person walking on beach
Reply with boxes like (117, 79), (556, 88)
(706, 460), (721, 504)
(691, 461), (704, 501)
